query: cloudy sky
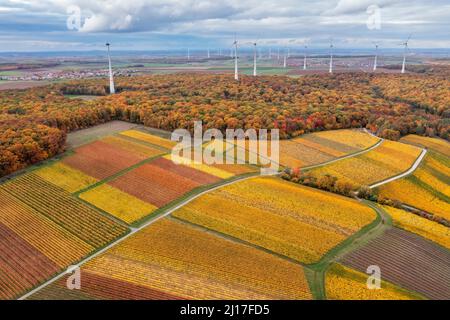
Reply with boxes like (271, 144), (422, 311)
(0, 0), (449, 51)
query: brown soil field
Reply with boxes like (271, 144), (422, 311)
(0, 81), (50, 90)
(340, 227), (450, 300)
(66, 121), (138, 148)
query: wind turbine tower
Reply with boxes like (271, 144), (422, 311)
(187, 48), (190, 60)
(283, 48), (287, 68)
(329, 40), (334, 74)
(207, 48), (210, 59)
(303, 45), (308, 70)
(253, 41), (258, 76)
(106, 43), (115, 94)
(401, 35), (411, 74)
(373, 43), (379, 72)
(233, 37), (239, 81)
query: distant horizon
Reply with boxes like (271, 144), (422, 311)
(0, 47), (449, 56)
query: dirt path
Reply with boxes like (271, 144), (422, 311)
(301, 138), (383, 171)
(369, 148), (427, 189)
(305, 200), (392, 299)
(18, 172), (265, 300)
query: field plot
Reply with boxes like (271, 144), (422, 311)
(340, 227), (450, 300)
(400, 134), (450, 157)
(34, 162), (98, 193)
(222, 129), (379, 169)
(119, 129), (177, 150)
(79, 184), (157, 224)
(0, 173), (128, 247)
(78, 157), (227, 224)
(325, 264), (423, 300)
(29, 218), (312, 300)
(66, 121), (137, 148)
(382, 206), (450, 250)
(63, 137), (163, 180)
(376, 151), (450, 220)
(0, 174), (127, 299)
(173, 177), (377, 264)
(308, 140), (422, 186)
(279, 129), (380, 168)
(109, 157), (220, 208)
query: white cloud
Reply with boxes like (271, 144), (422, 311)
(0, 0), (448, 49)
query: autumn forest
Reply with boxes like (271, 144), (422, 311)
(1, 70), (449, 177)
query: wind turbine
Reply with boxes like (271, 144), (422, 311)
(187, 48), (190, 60)
(401, 35), (411, 74)
(253, 40), (258, 76)
(373, 42), (379, 72)
(283, 48), (287, 68)
(277, 47), (280, 60)
(303, 45), (308, 70)
(329, 40), (334, 74)
(233, 36), (239, 81)
(105, 43), (115, 94)
(207, 47), (210, 59)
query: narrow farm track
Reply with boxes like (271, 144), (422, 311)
(305, 200), (390, 299)
(17, 129), (432, 300)
(18, 172), (267, 300)
(369, 148), (427, 189)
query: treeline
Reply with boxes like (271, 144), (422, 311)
(280, 169), (450, 228)
(0, 72), (449, 177)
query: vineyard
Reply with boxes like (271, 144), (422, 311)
(0, 173), (128, 299)
(63, 140), (152, 180)
(382, 206), (450, 250)
(107, 159), (217, 207)
(279, 129), (380, 168)
(34, 162), (98, 193)
(376, 151), (450, 221)
(325, 264), (423, 300)
(307, 140), (422, 186)
(340, 227), (450, 300)
(29, 218), (312, 300)
(119, 130), (177, 150)
(172, 177), (377, 264)
(0, 106), (448, 300)
(79, 184), (158, 224)
(400, 134), (450, 157)
(70, 131), (258, 224)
